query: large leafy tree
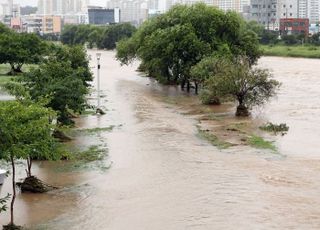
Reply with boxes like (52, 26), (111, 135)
(48, 44), (93, 85)
(98, 23), (136, 49)
(20, 60), (89, 125)
(0, 32), (47, 75)
(195, 57), (280, 116)
(116, 3), (261, 91)
(0, 101), (58, 229)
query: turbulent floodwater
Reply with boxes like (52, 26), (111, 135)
(1, 52), (320, 229)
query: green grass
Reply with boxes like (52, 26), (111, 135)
(248, 135), (277, 152)
(198, 129), (233, 149)
(261, 44), (320, 58)
(77, 125), (115, 134)
(74, 145), (107, 162)
(0, 75), (12, 86)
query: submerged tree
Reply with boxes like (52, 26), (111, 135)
(116, 3), (261, 91)
(0, 101), (58, 229)
(196, 57), (280, 116)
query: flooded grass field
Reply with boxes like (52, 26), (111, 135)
(1, 52), (320, 229)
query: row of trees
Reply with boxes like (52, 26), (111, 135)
(61, 23), (136, 49)
(0, 23), (93, 229)
(116, 4), (279, 115)
(246, 20), (320, 45)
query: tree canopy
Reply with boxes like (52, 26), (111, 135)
(4, 44), (92, 125)
(0, 100), (58, 228)
(60, 23), (136, 49)
(0, 32), (47, 74)
(116, 3), (261, 90)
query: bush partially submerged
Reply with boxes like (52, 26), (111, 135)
(260, 122), (289, 135)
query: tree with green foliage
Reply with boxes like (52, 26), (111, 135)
(4, 44), (92, 125)
(60, 23), (136, 49)
(0, 101), (58, 229)
(0, 23), (11, 34)
(190, 52), (231, 102)
(48, 44), (93, 85)
(116, 3), (261, 92)
(19, 60), (89, 125)
(194, 56), (280, 116)
(98, 23), (136, 49)
(0, 32), (47, 75)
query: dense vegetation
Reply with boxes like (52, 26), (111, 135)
(0, 101), (59, 230)
(247, 20), (320, 48)
(0, 23), (93, 125)
(117, 3), (279, 116)
(0, 22), (93, 229)
(0, 31), (46, 75)
(61, 23), (136, 49)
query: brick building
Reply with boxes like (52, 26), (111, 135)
(280, 18), (309, 36)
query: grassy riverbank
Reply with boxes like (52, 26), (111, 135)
(261, 44), (320, 58)
(0, 64), (11, 87)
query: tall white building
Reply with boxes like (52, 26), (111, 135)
(37, 0), (88, 15)
(308, 0), (319, 23)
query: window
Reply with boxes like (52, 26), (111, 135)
(274, 13), (276, 16)
(268, 13), (271, 16)
(263, 4), (266, 8)
(290, 13), (292, 16)
(290, 5), (292, 8)
(268, 5), (271, 8)
(283, 4), (286, 7)
(283, 13), (286, 16)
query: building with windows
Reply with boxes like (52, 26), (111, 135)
(280, 18), (309, 36)
(88, 7), (120, 24)
(22, 15), (62, 34)
(248, 0), (299, 30)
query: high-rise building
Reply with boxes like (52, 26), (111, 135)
(37, 0), (87, 15)
(249, 0), (299, 29)
(308, 0), (319, 23)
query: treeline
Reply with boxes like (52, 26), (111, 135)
(247, 20), (320, 45)
(61, 23), (137, 49)
(117, 3), (280, 116)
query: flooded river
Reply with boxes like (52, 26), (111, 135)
(1, 52), (320, 229)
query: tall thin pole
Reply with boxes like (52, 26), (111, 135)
(97, 57), (101, 110)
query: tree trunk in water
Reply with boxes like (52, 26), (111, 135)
(195, 83), (198, 95)
(10, 155), (16, 226)
(236, 104), (249, 116)
(187, 81), (190, 92)
(26, 157), (32, 177)
(180, 80), (185, 91)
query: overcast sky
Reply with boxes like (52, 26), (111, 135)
(0, 0), (106, 7)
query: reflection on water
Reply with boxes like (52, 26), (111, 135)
(1, 53), (320, 229)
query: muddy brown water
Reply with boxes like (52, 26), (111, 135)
(1, 52), (320, 229)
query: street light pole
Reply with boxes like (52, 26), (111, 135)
(96, 53), (105, 114)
